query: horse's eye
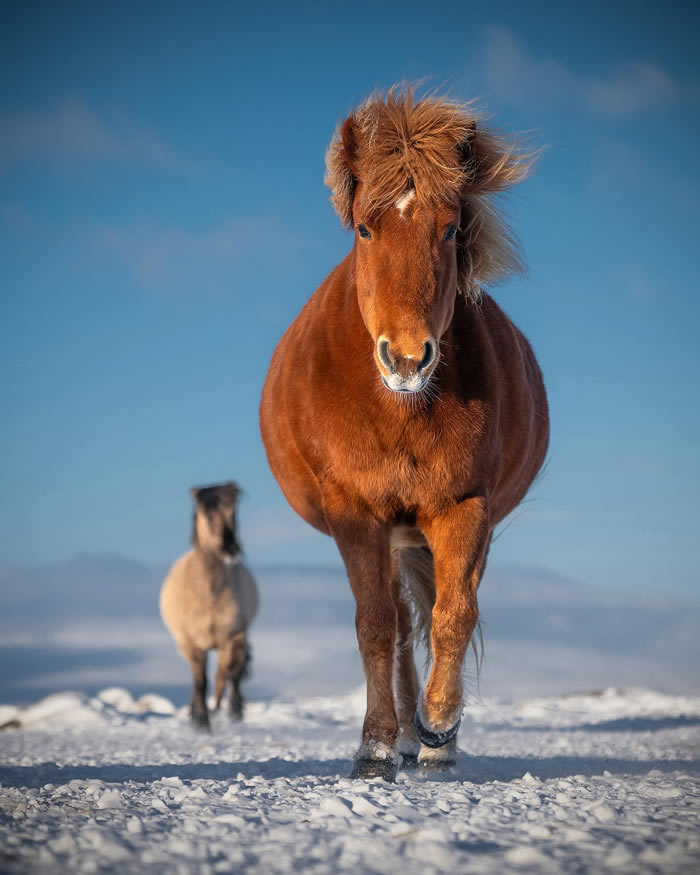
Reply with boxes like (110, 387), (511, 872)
(443, 224), (458, 242)
(357, 224), (372, 239)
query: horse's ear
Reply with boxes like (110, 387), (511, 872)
(341, 117), (360, 176)
(221, 481), (240, 503)
(325, 115), (360, 228)
(459, 122), (534, 195)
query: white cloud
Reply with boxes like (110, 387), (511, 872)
(586, 62), (676, 115)
(480, 27), (576, 109)
(479, 27), (681, 117)
(0, 100), (190, 172)
(98, 216), (302, 294)
(1, 204), (306, 297)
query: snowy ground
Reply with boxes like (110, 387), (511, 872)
(1, 558), (699, 871)
(1, 686), (699, 874)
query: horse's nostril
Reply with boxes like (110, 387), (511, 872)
(418, 340), (436, 371)
(377, 339), (394, 371)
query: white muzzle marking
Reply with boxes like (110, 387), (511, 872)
(382, 372), (429, 394)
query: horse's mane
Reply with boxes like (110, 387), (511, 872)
(325, 86), (535, 300)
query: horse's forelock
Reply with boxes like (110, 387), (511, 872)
(192, 482), (239, 512)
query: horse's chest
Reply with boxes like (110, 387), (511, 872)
(328, 415), (468, 514)
(209, 587), (241, 640)
(187, 584), (240, 647)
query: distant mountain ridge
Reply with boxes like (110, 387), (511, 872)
(0, 554), (698, 702)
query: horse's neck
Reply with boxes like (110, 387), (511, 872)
(193, 547), (226, 590)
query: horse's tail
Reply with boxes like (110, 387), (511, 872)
(397, 545), (484, 677)
(397, 546), (435, 649)
(242, 640), (252, 680)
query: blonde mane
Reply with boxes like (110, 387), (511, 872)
(325, 87), (535, 300)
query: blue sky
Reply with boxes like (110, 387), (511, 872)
(1, 0), (698, 594)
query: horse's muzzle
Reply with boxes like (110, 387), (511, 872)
(381, 374), (431, 394)
(378, 337), (437, 393)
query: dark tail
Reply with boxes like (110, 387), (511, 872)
(241, 642), (252, 680)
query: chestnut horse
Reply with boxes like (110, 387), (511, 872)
(260, 88), (548, 780)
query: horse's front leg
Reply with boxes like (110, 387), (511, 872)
(185, 644), (210, 731)
(416, 497), (489, 748)
(325, 494), (398, 781)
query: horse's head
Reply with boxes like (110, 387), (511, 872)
(191, 482), (241, 561)
(325, 88), (533, 396)
(348, 179), (459, 394)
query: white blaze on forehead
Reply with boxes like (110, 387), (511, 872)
(395, 188), (416, 215)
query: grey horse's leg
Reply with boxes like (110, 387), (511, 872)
(216, 633), (249, 720)
(185, 644), (210, 730)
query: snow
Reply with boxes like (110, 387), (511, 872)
(1, 557), (699, 871)
(1, 685), (698, 874)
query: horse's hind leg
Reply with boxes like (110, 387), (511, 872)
(216, 633), (249, 720)
(392, 565), (420, 768)
(184, 644), (210, 730)
(214, 652), (228, 712)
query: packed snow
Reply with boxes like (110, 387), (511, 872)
(1, 685), (699, 873)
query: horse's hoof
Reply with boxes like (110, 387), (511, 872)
(400, 753), (419, 771)
(349, 757), (397, 782)
(191, 712), (210, 731)
(419, 758), (456, 775)
(414, 712), (461, 749)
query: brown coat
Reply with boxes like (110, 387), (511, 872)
(261, 254), (547, 537)
(260, 88), (549, 778)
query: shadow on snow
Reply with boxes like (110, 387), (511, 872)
(0, 753), (697, 789)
